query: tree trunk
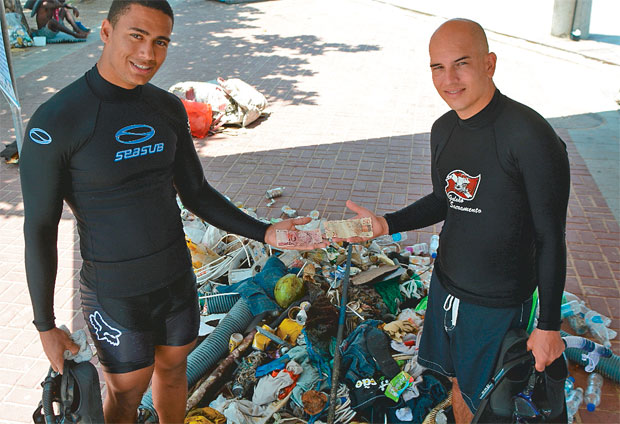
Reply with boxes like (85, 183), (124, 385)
(4, 0), (31, 34)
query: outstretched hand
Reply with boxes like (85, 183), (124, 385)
(332, 200), (390, 243)
(264, 217), (328, 250)
(527, 328), (565, 372)
(39, 327), (80, 374)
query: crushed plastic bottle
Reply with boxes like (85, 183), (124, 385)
(584, 309), (617, 348)
(566, 387), (583, 424)
(429, 235), (439, 258)
(562, 291), (588, 335)
(584, 372), (604, 412)
(561, 300), (582, 319)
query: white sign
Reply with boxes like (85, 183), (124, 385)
(0, 21), (19, 108)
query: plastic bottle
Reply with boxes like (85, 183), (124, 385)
(561, 300), (582, 319)
(376, 232), (407, 245)
(584, 309), (612, 327)
(565, 387), (583, 423)
(391, 232), (407, 242)
(584, 310), (617, 348)
(562, 291), (588, 335)
(584, 373), (604, 412)
(429, 235), (439, 258)
(565, 375), (575, 396)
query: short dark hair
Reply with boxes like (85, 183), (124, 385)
(107, 1), (174, 27)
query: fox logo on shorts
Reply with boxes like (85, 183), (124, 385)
(89, 311), (122, 346)
(445, 170), (481, 203)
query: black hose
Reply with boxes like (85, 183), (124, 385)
(41, 368), (57, 424)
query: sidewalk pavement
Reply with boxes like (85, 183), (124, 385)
(0, 0), (618, 422)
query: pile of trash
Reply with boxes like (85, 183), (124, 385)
(136, 193), (619, 424)
(170, 78), (269, 138)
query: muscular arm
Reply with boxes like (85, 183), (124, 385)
(514, 123), (570, 331)
(172, 118), (269, 242)
(19, 113), (67, 331)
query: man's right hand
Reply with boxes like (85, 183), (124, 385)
(39, 327), (80, 374)
(335, 200), (390, 243)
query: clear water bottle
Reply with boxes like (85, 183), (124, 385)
(565, 375), (575, 396)
(566, 387), (583, 423)
(584, 372), (604, 412)
(429, 235), (439, 258)
(391, 232), (407, 242)
(584, 310), (616, 348)
(561, 300), (582, 319)
(376, 232), (407, 245)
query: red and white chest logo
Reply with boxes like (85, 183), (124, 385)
(445, 170), (481, 203)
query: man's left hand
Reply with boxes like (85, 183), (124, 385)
(264, 217), (327, 250)
(527, 328), (565, 372)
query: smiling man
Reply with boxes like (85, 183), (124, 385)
(19, 1), (322, 422)
(342, 19), (570, 422)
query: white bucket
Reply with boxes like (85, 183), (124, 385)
(33, 36), (46, 47)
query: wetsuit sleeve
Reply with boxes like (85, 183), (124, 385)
(172, 114), (269, 242)
(512, 121), (570, 331)
(384, 122), (448, 233)
(19, 110), (68, 332)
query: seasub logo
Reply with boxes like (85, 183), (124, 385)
(29, 128), (52, 145)
(89, 311), (122, 347)
(115, 124), (155, 145)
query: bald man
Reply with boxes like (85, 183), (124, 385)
(342, 19), (569, 422)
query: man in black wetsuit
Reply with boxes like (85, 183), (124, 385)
(341, 19), (569, 423)
(19, 1), (323, 422)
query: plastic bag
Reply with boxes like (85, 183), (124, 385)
(181, 98), (212, 138)
(170, 81), (230, 114)
(6, 13), (33, 48)
(218, 77), (268, 127)
(170, 78), (268, 127)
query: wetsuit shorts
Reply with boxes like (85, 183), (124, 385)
(417, 271), (532, 413)
(80, 270), (200, 374)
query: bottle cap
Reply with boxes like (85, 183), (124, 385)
(392, 233), (402, 242)
(587, 403), (595, 412)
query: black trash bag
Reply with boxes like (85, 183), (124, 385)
(33, 360), (104, 424)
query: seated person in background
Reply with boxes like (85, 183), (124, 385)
(56, 0), (91, 33)
(30, 0), (88, 40)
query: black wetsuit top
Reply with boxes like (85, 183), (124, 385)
(385, 90), (570, 330)
(20, 66), (269, 332)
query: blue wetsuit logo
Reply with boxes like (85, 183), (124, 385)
(114, 124), (164, 162)
(29, 128), (52, 145)
(115, 124), (155, 144)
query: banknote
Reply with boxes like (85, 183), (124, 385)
(275, 229), (323, 247)
(324, 217), (373, 239)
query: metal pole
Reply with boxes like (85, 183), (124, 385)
(0, 1), (24, 154)
(327, 243), (353, 424)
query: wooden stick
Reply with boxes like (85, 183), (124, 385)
(186, 330), (256, 412)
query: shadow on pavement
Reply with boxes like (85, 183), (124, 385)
(155, 1), (380, 106)
(587, 34), (620, 46)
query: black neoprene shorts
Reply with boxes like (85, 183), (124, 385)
(80, 270), (200, 374)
